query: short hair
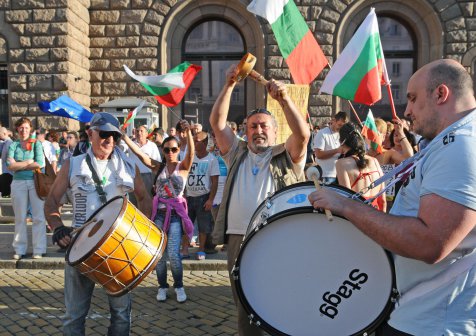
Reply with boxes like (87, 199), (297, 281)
(230, 121), (237, 130)
(67, 131), (79, 139)
(334, 111), (348, 122)
(426, 61), (474, 98)
(15, 117), (32, 129)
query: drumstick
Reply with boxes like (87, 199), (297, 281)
(306, 166), (333, 221)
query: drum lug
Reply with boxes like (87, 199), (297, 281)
(231, 266), (239, 280)
(248, 313), (261, 327)
(265, 199), (273, 209)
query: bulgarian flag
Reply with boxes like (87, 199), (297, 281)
(320, 8), (389, 105)
(125, 63), (202, 107)
(122, 100), (146, 130)
(247, 0), (327, 85)
(361, 109), (383, 154)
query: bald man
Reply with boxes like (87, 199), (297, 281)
(309, 59), (476, 335)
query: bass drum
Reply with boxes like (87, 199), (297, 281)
(234, 182), (395, 336)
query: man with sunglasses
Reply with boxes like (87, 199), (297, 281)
(210, 65), (310, 336)
(45, 112), (151, 336)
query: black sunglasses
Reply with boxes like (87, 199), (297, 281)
(163, 147), (179, 154)
(247, 108), (272, 117)
(98, 130), (121, 142)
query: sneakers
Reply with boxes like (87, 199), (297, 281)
(12, 254), (23, 260)
(175, 287), (187, 303)
(157, 287), (187, 303)
(32, 254), (43, 259)
(156, 288), (167, 302)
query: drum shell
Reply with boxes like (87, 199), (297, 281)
(67, 196), (166, 296)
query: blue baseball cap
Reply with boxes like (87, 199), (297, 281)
(89, 112), (122, 135)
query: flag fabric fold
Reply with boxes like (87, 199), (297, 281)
(125, 62), (202, 107)
(247, 0), (327, 85)
(320, 8), (389, 105)
(122, 100), (146, 130)
(38, 95), (94, 122)
(361, 109), (383, 154)
(124, 65), (186, 89)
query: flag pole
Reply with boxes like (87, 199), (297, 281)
(347, 101), (363, 127)
(385, 84), (400, 121)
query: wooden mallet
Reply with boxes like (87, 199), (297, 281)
(234, 52), (287, 98)
(306, 166), (333, 221)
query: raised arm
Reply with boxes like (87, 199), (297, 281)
(267, 80), (310, 163)
(122, 133), (161, 170)
(178, 120), (195, 173)
(210, 65), (239, 156)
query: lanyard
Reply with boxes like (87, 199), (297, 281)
(355, 110), (476, 204)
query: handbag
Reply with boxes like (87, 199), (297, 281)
(34, 147), (56, 200)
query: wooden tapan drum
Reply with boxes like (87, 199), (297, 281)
(66, 196), (166, 296)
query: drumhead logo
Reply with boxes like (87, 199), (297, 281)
(319, 269), (368, 319)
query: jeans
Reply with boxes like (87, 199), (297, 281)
(11, 179), (46, 255)
(155, 213), (184, 288)
(63, 265), (131, 336)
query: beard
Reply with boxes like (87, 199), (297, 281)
(248, 134), (270, 153)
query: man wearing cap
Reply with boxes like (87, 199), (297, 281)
(210, 65), (309, 335)
(45, 112), (151, 336)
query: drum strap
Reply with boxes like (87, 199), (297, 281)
(86, 154), (108, 205)
(397, 250), (476, 307)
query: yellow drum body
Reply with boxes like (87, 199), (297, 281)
(66, 196), (166, 296)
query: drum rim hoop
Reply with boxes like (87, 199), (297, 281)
(66, 195), (127, 266)
(234, 209), (397, 336)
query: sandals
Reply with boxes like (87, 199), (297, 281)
(196, 251), (206, 260)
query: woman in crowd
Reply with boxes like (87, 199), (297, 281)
(122, 120), (194, 303)
(6, 117), (47, 259)
(335, 122), (386, 212)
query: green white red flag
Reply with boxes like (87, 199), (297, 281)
(247, 0), (327, 84)
(125, 63), (202, 107)
(122, 100), (146, 131)
(361, 109), (383, 154)
(320, 8), (389, 105)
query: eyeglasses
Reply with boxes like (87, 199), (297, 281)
(247, 108), (272, 117)
(163, 147), (179, 154)
(98, 130), (121, 142)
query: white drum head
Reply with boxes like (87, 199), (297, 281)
(236, 211), (394, 336)
(68, 197), (124, 264)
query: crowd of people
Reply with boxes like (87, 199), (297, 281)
(0, 58), (474, 335)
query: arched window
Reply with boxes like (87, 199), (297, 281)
(182, 20), (246, 129)
(373, 16), (416, 119)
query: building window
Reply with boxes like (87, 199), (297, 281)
(0, 64), (8, 127)
(392, 62), (400, 77)
(374, 16), (416, 118)
(182, 20), (245, 128)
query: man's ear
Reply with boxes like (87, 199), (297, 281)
(435, 84), (450, 104)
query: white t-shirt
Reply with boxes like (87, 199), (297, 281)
(186, 153), (219, 197)
(224, 138), (305, 235)
(312, 126), (340, 178)
(388, 111), (476, 334)
(213, 153), (228, 206)
(41, 140), (58, 163)
(127, 140), (161, 174)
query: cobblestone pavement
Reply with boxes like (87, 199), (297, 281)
(0, 269), (240, 336)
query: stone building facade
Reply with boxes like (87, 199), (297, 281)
(0, 0), (475, 130)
